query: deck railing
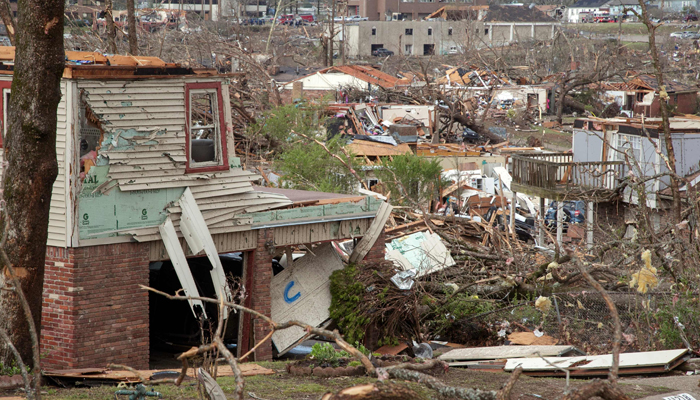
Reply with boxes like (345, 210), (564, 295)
(511, 153), (625, 192)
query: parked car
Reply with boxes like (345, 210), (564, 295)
(461, 127), (479, 143)
(684, 14), (698, 22)
(670, 31), (691, 38)
(484, 206), (536, 243)
(372, 48), (394, 57)
(333, 16), (344, 22)
(683, 31), (700, 39)
(544, 200), (586, 230)
(345, 15), (368, 22)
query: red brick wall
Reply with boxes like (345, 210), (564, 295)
(41, 243), (150, 370)
(634, 92), (698, 117)
(362, 228), (386, 264)
(42, 247), (77, 369)
(240, 229), (274, 361)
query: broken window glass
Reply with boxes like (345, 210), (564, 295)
(189, 90), (220, 165)
(79, 102), (103, 179)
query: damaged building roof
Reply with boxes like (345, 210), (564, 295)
(0, 46), (218, 78)
(483, 5), (556, 22)
(596, 74), (697, 93)
(425, 4), (554, 22)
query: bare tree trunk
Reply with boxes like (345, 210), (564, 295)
(0, 0), (63, 375)
(105, 0), (117, 54)
(127, 0), (138, 55)
(0, 0), (16, 45)
(330, 0), (335, 66)
(638, 0), (682, 223)
(556, 80), (568, 124)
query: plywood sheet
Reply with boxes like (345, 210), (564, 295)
(270, 243), (344, 353)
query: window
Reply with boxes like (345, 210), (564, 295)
(616, 134), (641, 163)
(448, 27), (453, 35)
(185, 82), (228, 173)
(371, 27), (376, 35)
(428, 27), (433, 35)
(484, 28), (489, 35)
(405, 28), (413, 35)
(405, 44), (413, 55)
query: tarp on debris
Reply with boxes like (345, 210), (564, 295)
(270, 243), (345, 353)
(385, 231), (455, 277)
(504, 349), (689, 377)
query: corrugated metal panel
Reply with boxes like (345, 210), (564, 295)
(78, 78), (292, 246)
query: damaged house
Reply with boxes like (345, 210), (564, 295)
(0, 48), (387, 369)
(511, 116), (700, 247)
(594, 75), (698, 118)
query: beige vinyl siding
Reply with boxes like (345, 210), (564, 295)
(78, 78), (291, 245)
(47, 82), (69, 247)
(0, 78), (69, 248)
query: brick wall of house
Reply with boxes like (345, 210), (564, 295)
(42, 247), (77, 369)
(362, 229), (386, 264)
(41, 243), (150, 370)
(251, 229), (274, 361)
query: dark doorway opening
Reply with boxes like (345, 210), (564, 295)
(148, 253), (244, 368)
(423, 44), (435, 55)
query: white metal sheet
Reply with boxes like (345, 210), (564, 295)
(439, 345), (581, 362)
(270, 243), (345, 353)
(504, 349), (688, 372)
(179, 188), (232, 319)
(158, 217), (207, 318)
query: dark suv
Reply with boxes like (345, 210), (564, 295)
(484, 206), (536, 243)
(544, 200), (585, 230)
(684, 14), (698, 22)
(372, 48), (394, 57)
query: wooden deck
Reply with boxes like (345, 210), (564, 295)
(511, 153), (625, 201)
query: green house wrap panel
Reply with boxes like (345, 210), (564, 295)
(78, 166), (184, 239)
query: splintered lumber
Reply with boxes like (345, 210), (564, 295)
(385, 219), (426, 234)
(320, 382), (427, 400)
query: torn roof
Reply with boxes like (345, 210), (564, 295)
(425, 4), (554, 22)
(0, 46), (223, 78)
(346, 140), (413, 157)
(426, 5), (488, 20)
(483, 5), (555, 22)
(594, 74), (697, 93)
(327, 65), (407, 89)
(285, 65), (407, 89)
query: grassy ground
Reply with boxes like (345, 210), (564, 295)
(570, 22), (680, 36)
(509, 125), (573, 151)
(0, 360), (673, 400)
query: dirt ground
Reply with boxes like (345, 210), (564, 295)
(0, 361), (678, 400)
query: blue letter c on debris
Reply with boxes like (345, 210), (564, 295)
(284, 281), (301, 304)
